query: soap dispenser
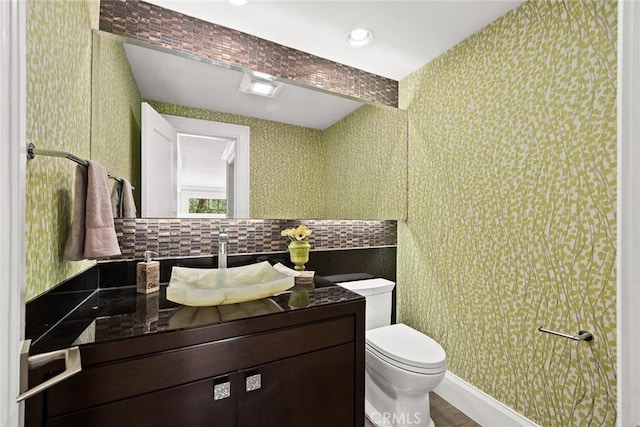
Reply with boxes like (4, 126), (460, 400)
(137, 251), (159, 294)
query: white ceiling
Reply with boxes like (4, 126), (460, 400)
(124, 43), (363, 130)
(127, 1), (523, 129)
(144, 0), (523, 80)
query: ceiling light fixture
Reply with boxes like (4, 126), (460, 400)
(251, 71), (276, 81)
(239, 73), (283, 98)
(226, 0), (252, 6)
(346, 28), (374, 47)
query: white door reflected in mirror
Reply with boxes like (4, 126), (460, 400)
(141, 102), (178, 217)
(141, 102), (250, 218)
(177, 134), (234, 218)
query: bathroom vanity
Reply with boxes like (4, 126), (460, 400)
(25, 284), (365, 427)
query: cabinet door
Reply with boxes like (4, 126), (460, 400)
(47, 373), (237, 427)
(237, 343), (355, 427)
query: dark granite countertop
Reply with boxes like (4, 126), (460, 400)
(30, 284), (363, 355)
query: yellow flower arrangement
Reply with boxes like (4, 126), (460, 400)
(281, 224), (312, 242)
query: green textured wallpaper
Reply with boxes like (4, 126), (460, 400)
(26, 0), (99, 301)
(398, 1), (617, 425)
(91, 31), (142, 209)
(147, 101), (325, 219)
(322, 104), (407, 219)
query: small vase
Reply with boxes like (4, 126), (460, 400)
(288, 290), (310, 309)
(288, 240), (310, 271)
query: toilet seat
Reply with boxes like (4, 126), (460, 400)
(366, 323), (446, 375)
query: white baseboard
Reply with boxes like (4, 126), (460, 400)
(434, 371), (539, 427)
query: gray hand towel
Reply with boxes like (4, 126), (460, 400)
(63, 165), (88, 261)
(120, 178), (137, 218)
(110, 181), (122, 218)
(84, 160), (121, 259)
(110, 179), (136, 218)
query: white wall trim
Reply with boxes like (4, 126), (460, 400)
(434, 371), (540, 427)
(617, 1), (640, 426)
(0, 0), (26, 425)
(162, 114), (250, 218)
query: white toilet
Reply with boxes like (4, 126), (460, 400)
(338, 278), (446, 427)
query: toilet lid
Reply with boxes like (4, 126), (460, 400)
(366, 324), (446, 373)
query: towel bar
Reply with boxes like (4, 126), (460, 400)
(27, 142), (134, 190)
(537, 326), (594, 342)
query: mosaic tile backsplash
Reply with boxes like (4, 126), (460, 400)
(113, 219), (397, 259)
(98, 0), (397, 106)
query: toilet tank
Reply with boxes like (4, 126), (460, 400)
(336, 278), (395, 330)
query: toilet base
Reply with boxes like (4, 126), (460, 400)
(365, 398), (434, 427)
(364, 369), (435, 427)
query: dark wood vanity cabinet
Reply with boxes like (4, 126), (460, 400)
(26, 298), (365, 427)
(237, 343), (355, 427)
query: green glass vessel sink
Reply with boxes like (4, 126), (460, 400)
(167, 261), (295, 307)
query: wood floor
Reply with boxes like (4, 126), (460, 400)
(364, 393), (480, 427)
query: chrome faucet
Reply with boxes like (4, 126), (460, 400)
(218, 232), (228, 269)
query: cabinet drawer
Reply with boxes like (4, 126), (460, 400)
(48, 374), (237, 427)
(46, 316), (354, 417)
(238, 343), (355, 427)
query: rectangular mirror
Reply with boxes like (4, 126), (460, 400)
(91, 30), (407, 220)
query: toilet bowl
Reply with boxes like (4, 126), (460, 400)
(365, 323), (446, 427)
(336, 279), (447, 427)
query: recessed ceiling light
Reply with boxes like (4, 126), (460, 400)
(346, 28), (374, 47)
(226, 0), (251, 6)
(239, 74), (283, 97)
